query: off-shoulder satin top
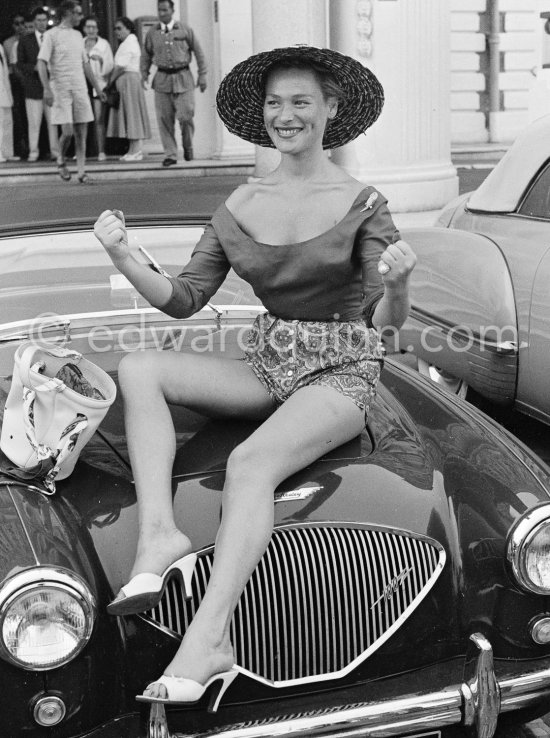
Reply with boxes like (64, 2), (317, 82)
(161, 185), (399, 326)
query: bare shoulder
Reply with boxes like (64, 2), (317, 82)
(225, 182), (265, 212)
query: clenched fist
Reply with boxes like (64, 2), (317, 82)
(94, 209), (129, 265)
(377, 239), (416, 286)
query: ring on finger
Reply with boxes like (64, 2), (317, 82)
(378, 260), (391, 275)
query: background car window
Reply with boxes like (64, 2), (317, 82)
(519, 161), (550, 219)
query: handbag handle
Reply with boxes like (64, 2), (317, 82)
(17, 342), (83, 389)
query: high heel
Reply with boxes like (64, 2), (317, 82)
(136, 667), (239, 713)
(107, 552), (197, 616)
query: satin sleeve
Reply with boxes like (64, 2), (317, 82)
(356, 194), (400, 327)
(160, 223), (231, 319)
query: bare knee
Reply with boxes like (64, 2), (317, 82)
(225, 440), (279, 489)
(118, 351), (162, 399)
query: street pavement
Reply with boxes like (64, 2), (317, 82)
(0, 164), (491, 231)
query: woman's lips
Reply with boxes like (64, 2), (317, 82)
(276, 127), (302, 137)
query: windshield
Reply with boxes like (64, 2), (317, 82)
(0, 225), (259, 326)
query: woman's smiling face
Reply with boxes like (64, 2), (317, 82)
(263, 67), (337, 153)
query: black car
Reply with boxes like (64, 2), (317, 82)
(1, 217), (550, 738)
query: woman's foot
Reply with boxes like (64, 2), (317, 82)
(143, 625), (235, 699)
(130, 527), (192, 580)
(108, 529), (194, 616)
(57, 163), (71, 181)
(77, 173), (94, 184)
(121, 151), (143, 161)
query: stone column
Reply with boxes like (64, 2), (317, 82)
(185, 0), (218, 159)
(250, 0), (328, 177)
(329, 0), (458, 212)
(212, 0), (255, 160)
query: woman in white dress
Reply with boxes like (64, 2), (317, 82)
(83, 15), (114, 161)
(107, 17), (151, 161)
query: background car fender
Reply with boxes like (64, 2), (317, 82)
(394, 227), (518, 404)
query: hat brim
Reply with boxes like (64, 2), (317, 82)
(216, 45), (384, 150)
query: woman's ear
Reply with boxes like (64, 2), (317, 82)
(327, 97), (338, 120)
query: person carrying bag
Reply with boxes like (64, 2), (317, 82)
(0, 341), (116, 494)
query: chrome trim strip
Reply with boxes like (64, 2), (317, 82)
(5, 484), (41, 566)
(172, 665), (550, 738)
(0, 304), (265, 341)
(407, 308), (519, 355)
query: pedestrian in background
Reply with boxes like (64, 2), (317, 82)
(141, 0), (207, 166)
(3, 13), (27, 160)
(37, 0), (105, 184)
(24, 16), (35, 35)
(83, 15), (113, 162)
(17, 7), (60, 163)
(107, 17), (150, 162)
(0, 43), (18, 163)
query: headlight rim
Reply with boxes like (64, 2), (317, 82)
(0, 566), (96, 671)
(506, 503), (550, 595)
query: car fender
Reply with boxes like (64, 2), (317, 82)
(395, 227), (518, 404)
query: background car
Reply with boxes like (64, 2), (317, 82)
(2, 215), (550, 738)
(397, 113), (550, 427)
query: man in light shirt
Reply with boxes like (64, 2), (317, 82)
(37, 0), (105, 183)
(18, 7), (60, 163)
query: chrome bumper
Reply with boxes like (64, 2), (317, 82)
(149, 634), (550, 738)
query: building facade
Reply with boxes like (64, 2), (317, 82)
(2, 0), (549, 210)
(451, 0), (550, 143)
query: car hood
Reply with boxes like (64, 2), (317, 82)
(3, 360), (546, 599)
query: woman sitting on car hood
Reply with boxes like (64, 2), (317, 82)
(94, 44), (416, 710)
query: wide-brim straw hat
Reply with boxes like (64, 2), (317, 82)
(216, 45), (384, 150)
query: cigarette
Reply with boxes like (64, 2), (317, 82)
(137, 244), (171, 277)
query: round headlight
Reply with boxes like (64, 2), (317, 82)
(507, 504), (550, 595)
(0, 569), (95, 671)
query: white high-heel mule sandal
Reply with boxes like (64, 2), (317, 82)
(136, 667), (239, 713)
(107, 552), (197, 616)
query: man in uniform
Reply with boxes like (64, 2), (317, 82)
(141, 0), (207, 166)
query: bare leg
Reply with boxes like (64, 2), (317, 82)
(117, 350), (275, 581)
(73, 122), (88, 178)
(92, 98), (106, 156)
(144, 384), (364, 694)
(57, 122), (74, 164)
(127, 138), (142, 155)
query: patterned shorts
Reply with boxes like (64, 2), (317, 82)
(244, 313), (384, 416)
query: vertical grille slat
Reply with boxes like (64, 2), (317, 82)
(147, 525), (444, 684)
(317, 528), (340, 673)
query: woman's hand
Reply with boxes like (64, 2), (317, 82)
(94, 209), (129, 266)
(378, 239), (416, 286)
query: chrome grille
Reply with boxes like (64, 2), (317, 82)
(147, 524), (444, 685)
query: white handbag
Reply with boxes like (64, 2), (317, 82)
(0, 342), (117, 494)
